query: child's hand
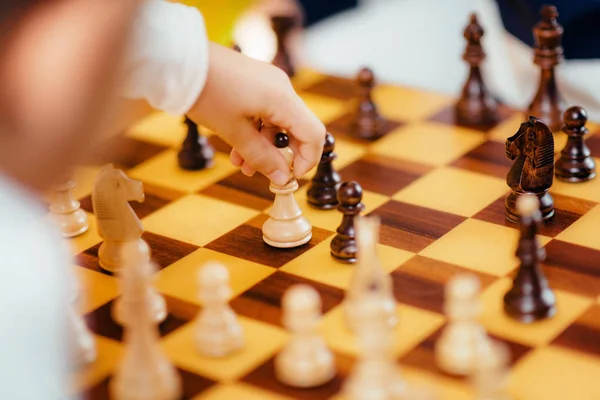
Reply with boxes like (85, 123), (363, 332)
(187, 42), (325, 186)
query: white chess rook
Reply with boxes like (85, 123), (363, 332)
(49, 180), (88, 238)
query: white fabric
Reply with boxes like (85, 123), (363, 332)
(0, 173), (71, 400)
(302, 0), (600, 121)
(121, 0), (210, 116)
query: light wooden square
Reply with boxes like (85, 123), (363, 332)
(71, 336), (122, 393)
(320, 304), (444, 359)
(281, 238), (414, 290)
(155, 248), (275, 307)
(142, 194), (258, 247)
(487, 112), (526, 143)
(370, 122), (486, 167)
(65, 212), (102, 255)
(162, 318), (288, 382)
(510, 346), (600, 400)
(373, 85), (453, 122)
(556, 204), (600, 251)
(194, 383), (292, 400)
(126, 112), (187, 148)
(479, 278), (593, 347)
(73, 266), (119, 315)
(292, 186), (389, 231)
(392, 167), (508, 217)
(420, 219), (552, 276)
(550, 164), (600, 202)
(293, 68), (327, 90)
(128, 150), (238, 195)
(300, 92), (349, 124)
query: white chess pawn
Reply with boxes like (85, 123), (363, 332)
(435, 273), (493, 376)
(113, 259), (167, 326)
(110, 241), (181, 400)
(344, 216), (397, 332)
(262, 132), (312, 248)
(471, 340), (513, 400)
(195, 261), (244, 357)
(343, 294), (406, 400)
(275, 284), (336, 388)
(49, 180), (88, 238)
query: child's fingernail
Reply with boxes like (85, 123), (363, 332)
(269, 170), (288, 185)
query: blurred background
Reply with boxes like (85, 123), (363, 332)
(188, 0), (600, 119)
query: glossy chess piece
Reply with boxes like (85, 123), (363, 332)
(178, 116), (214, 170)
(49, 180), (89, 238)
(555, 106), (596, 182)
(331, 181), (365, 263)
(307, 132), (342, 209)
(353, 67), (387, 140)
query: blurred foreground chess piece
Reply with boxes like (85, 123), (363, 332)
(307, 132), (341, 209)
(92, 164), (150, 273)
(331, 181), (365, 263)
(343, 216), (397, 332)
(435, 274), (494, 376)
(504, 194), (556, 323)
(275, 284), (336, 388)
(178, 116), (214, 171)
(195, 262), (244, 357)
(527, 5), (565, 132)
(353, 67), (388, 140)
(262, 132), (312, 248)
(110, 242), (182, 400)
(470, 340), (513, 400)
(69, 275), (96, 368)
(555, 106), (596, 182)
(271, 15), (297, 77)
(505, 117), (554, 222)
(455, 13), (498, 127)
(49, 180), (88, 238)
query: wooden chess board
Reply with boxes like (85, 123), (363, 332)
(68, 69), (600, 400)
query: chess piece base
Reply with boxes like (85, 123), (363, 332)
(307, 185), (339, 210)
(503, 287), (556, 323)
(262, 210), (312, 249)
(352, 115), (388, 140)
(195, 313), (244, 358)
(99, 239), (150, 273)
(177, 153), (214, 171)
(263, 231), (312, 248)
(274, 345), (336, 388)
(505, 190), (554, 223)
(455, 101), (498, 127)
(343, 298), (398, 333)
(330, 236), (357, 264)
(113, 289), (167, 326)
(52, 208), (89, 238)
(555, 157), (596, 183)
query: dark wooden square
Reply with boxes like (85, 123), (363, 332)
(391, 256), (497, 314)
(399, 326), (532, 378)
(338, 154), (433, 196)
(427, 103), (517, 133)
(326, 112), (403, 143)
(368, 200), (466, 252)
(76, 231), (200, 275)
(542, 240), (600, 298)
(301, 75), (356, 100)
(79, 192), (172, 219)
(84, 295), (192, 342)
(205, 214), (332, 268)
(230, 270), (344, 328)
(552, 304), (600, 358)
(81, 367), (215, 400)
(450, 141), (513, 178)
(473, 193), (596, 237)
(241, 351), (354, 400)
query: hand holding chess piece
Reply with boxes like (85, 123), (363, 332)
(262, 132), (312, 248)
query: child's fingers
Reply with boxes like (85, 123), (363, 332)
(240, 161), (256, 177)
(230, 148), (244, 167)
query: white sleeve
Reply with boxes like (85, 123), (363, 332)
(121, 0), (209, 115)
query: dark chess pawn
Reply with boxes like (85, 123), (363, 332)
(555, 106), (596, 182)
(331, 181), (365, 263)
(504, 194), (556, 323)
(455, 13), (498, 127)
(353, 67), (388, 140)
(178, 116), (215, 170)
(307, 132), (342, 209)
(527, 5), (565, 132)
(271, 15), (297, 77)
(505, 116), (555, 222)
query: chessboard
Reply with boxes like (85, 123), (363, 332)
(65, 67), (600, 400)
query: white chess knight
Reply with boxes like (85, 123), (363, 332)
(195, 261), (244, 357)
(343, 215), (397, 332)
(92, 164), (149, 273)
(110, 241), (182, 400)
(49, 180), (88, 238)
(435, 273), (494, 376)
(262, 132), (312, 248)
(275, 284), (336, 388)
